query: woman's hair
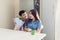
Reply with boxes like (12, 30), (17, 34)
(30, 9), (39, 20)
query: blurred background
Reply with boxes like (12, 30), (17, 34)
(0, 0), (60, 40)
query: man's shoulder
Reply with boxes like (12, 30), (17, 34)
(14, 17), (19, 19)
(14, 17), (24, 22)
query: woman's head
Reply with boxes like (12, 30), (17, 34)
(29, 9), (38, 20)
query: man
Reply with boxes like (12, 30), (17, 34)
(14, 10), (28, 30)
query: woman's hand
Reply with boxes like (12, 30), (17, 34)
(36, 29), (41, 33)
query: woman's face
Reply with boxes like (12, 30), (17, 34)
(29, 12), (35, 19)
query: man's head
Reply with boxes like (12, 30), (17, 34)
(19, 10), (27, 20)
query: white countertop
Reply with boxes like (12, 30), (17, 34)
(0, 28), (46, 40)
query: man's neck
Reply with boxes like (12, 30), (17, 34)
(19, 17), (25, 21)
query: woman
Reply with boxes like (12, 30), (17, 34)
(23, 9), (41, 33)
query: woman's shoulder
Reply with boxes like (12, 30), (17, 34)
(35, 20), (40, 22)
(34, 20), (40, 24)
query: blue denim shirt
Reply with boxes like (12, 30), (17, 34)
(25, 20), (41, 30)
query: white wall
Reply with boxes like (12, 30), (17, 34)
(0, 0), (14, 29)
(40, 0), (55, 40)
(14, 0), (20, 17)
(55, 0), (60, 40)
(20, 0), (34, 12)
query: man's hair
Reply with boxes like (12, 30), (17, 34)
(19, 10), (26, 16)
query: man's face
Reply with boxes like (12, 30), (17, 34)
(21, 12), (27, 20)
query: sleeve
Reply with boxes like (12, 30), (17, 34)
(36, 21), (41, 30)
(39, 20), (44, 30)
(14, 18), (24, 29)
(14, 18), (18, 24)
(14, 18), (19, 29)
(23, 21), (28, 27)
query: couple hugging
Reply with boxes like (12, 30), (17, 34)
(14, 9), (43, 33)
